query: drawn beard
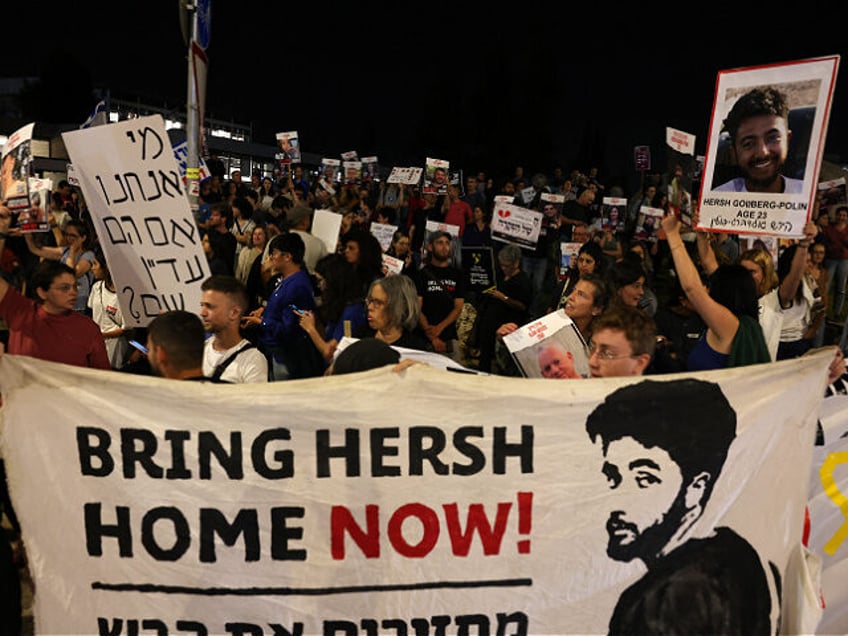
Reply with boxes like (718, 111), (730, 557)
(605, 489), (689, 563)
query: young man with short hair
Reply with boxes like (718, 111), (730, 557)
(715, 86), (803, 194)
(587, 306), (655, 378)
(200, 275), (268, 383)
(146, 310), (211, 381)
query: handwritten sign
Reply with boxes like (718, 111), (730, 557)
(62, 115), (210, 327)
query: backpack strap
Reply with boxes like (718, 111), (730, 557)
(211, 342), (257, 382)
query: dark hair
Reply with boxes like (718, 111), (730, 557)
(201, 275), (248, 312)
(147, 310), (205, 372)
(586, 378), (736, 502)
(315, 253), (363, 325)
(722, 87), (789, 140)
(31, 260), (75, 294)
(342, 227), (383, 287)
(708, 264), (760, 320)
(577, 241), (605, 275)
(231, 197), (252, 219)
(606, 257), (646, 294)
(331, 337), (400, 375)
(578, 272), (610, 313)
(210, 202), (233, 228)
(268, 232), (306, 266)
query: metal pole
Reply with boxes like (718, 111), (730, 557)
(185, 2), (200, 214)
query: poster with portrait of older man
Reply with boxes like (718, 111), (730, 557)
(502, 308), (589, 379)
(698, 55), (839, 238)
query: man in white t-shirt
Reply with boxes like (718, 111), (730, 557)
(287, 203), (328, 272)
(200, 275), (268, 383)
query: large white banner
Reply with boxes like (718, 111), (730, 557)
(807, 386), (848, 634)
(62, 115), (210, 328)
(0, 352), (833, 635)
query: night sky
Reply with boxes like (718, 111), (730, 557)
(4, 2), (847, 193)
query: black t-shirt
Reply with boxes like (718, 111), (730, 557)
(415, 264), (465, 341)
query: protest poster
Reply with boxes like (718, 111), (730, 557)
(817, 177), (847, 220)
(634, 205), (664, 241)
(61, 115), (210, 327)
(423, 157), (449, 195)
(343, 160), (362, 185)
(493, 194), (514, 206)
(424, 219), (460, 239)
(15, 177), (51, 233)
(171, 140), (209, 188)
(490, 202), (543, 249)
(386, 167), (423, 185)
(275, 131), (301, 164)
(370, 222), (396, 252)
(539, 192), (564, 216)
(805, 383), (848, 634)
(501, 309), (589, 379)
(341, 150), (358, 161)
(312, 208), (342, 254)
(559, 241), (582, 280)
(66, 162), (80, 187)
(361, 156), (379, 181)
(381, 252), (404, 275)
(321, 158), (341, 183)
(461, 245), (496, 292)
(0, 350), (832, 634)
(698, 55), (840, 238)
(519, 186), (536, 205)
(665, 129), (697, 227)
(601, 197), (627, 232)
(0, 122), (34, 210)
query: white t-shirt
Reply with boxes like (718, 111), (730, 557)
(203, 338), (268, 383)
(87, 280), (128, 369)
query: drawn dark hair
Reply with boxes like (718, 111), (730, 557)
(586, 378), (737, 501)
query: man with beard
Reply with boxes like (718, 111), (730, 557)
(416, 231), (465, 361)
(715, 86), (803, 194)
(585, 379), (775, 634)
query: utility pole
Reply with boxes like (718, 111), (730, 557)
(180, 0), (210, 214)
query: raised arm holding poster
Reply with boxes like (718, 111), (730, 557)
(0, 350), (833, 634)
(61, 115), (210, 327)
(699, 55), (840, 238)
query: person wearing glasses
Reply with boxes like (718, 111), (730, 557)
(24, 218), (95, 314)
(587, 306), (656, 378)
(356, 274), (428, 351)
(0, 254), (109, 370)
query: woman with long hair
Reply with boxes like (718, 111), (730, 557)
(662, 213), (770, 370)
(298, 253), (368, 364)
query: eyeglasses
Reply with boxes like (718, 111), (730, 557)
(63, 233), (81, 239)
(365, 297), (386, 308)
(588, 342), (635, 361)
(51, 283), (79, 293)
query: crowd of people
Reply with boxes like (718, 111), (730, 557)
(2, 159), (847, 383)
(1, 158), (848, 627)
